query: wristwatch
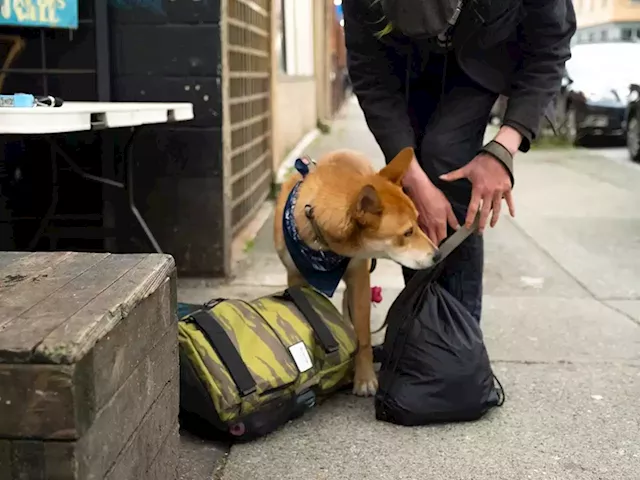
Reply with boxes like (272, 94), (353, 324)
(480, 140), (514, 188)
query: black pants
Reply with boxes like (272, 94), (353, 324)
(402, 52), (498, 322)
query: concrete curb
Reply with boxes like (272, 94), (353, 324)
(229, 201), (274, 277)
(275, 128), (321, 185)
(274, 97), (356, 186)
(228, 125), (324, 276)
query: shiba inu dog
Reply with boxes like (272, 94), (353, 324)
(274, 147), (438, 396)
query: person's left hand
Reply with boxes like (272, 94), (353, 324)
(439, 125), (522, 233)
(439, 154), (514, 233)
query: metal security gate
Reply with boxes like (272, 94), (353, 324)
(224, 0), (272, 236)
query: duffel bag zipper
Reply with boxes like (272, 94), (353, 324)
(203, 298), (225, 309)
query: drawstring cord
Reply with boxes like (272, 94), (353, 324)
(494, 374), (506, 406)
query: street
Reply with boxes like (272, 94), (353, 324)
(178, 97), (640, 480)
(596, 146), (640, 171)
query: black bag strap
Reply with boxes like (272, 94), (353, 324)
(189, 310), (257, 397)
(435, 213), (481, 264)
(285, 286), (339, 354)
(405, 212), (481, 293)
(374, 213), (482, 335)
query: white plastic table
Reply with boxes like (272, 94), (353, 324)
(0, 101), (195, 252)
(0, 102), (194, 134)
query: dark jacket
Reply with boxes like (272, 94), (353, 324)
(343, 0), (577, 159)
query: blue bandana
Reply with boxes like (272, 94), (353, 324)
(282, 159), (350, 297)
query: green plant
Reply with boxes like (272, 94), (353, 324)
(269, 181), (281, 200)
(530, 134), (574, 150)
(317, 119), (331, 134)
(243, 239), (255, 253)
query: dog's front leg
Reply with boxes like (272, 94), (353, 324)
(345, 259), (377, 397)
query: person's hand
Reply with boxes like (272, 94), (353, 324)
(403, 159), (459, 246)
(439, 126), (521, 233)
(439, 154), (514, 233)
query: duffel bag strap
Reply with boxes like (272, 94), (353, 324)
(189, 310), (257, 397)
(285, 287), (339, 354)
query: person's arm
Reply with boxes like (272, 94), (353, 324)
(502, 0), (577, 152)
(343, 0), (415, 163)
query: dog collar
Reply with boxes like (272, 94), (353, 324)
(282, 158), (350, 297)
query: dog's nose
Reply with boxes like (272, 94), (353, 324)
(432, 250), (442, 264)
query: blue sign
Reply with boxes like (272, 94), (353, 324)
(0, 0), (79, 29)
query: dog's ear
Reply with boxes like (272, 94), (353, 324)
(379, 147), (415, 185)
(353, 184), (382, 226)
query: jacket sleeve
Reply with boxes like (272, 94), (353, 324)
(502, 0), (577, 152)
(343, 0), (415, 162)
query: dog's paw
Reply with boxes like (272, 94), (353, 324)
(352, 369), (378, 397)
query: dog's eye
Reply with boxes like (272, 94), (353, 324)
(403, 227), (413, 237)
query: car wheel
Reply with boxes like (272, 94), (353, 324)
(627, 111), (640, 162)
(564, 107), (586, 146)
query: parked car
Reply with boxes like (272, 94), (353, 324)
(556, 42), (640, 146)
(489, 95), (507, 125)
(624, 84), (640, 162)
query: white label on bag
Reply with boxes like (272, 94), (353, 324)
(289, 342), (313, 373)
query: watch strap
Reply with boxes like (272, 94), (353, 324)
(480, 140), (514, 188)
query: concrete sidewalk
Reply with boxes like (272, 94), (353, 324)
(179, 97), (640, 480)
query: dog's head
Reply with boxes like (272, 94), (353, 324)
(350, 147), (438, 270)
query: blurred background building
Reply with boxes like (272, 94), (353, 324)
(573, 0), (640, 44)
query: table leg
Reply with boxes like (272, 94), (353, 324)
(27, 147), (59, 250)
(49, 141), (124, 189)
(123, 128), (163, 254)
(32, 131), (164, 254)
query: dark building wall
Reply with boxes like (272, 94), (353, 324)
(109, 0), (227, 277)
(0, 2), (107, 252)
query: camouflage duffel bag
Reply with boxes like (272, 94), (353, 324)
(178, 285), (357, 441)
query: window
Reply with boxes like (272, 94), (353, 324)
(601, 29), (608, 40)
(622, 28), (633, 40)
(275, 0), (287, 73)
(280, 0), (314, 76)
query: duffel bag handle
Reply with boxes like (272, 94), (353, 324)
(284, 287), (340, 354)
(188, 310), (258, 397)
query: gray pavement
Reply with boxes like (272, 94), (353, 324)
(179, 97), (640, 480)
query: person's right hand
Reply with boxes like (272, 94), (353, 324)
(402, 158), (459, 246)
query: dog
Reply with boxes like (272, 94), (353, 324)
(274, 146), (438, 396)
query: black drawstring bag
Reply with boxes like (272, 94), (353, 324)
(375, 218), (505, 425)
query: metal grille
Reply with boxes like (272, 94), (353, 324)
(225, 0), (272, 236)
